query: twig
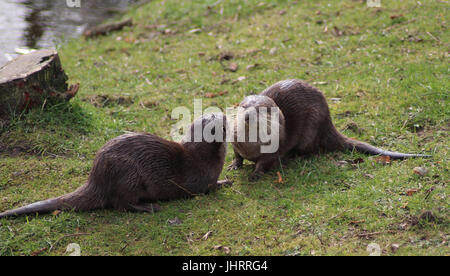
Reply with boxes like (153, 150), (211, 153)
(83, 19), (133, 38)
(357, 231), (383, 238)
(384, 19), (416, 32)
(168, 179), (200, 196)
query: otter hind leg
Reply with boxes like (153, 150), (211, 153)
(228, 149), (244, 171)
(249, 157), (278, 182)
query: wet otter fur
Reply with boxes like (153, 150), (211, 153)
(229, 79), (431, 181)
(0, 113), (229, 218)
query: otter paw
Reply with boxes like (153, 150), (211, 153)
(248, 172), (264, 182)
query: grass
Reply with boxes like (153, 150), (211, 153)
(0, 0), (448, 256)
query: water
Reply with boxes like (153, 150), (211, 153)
(0, 0), (140, 66)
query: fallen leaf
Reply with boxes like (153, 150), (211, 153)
(406, 188), (419, 196)
(390, 14), (404, 20)
(66, 83), (80, 99)
(188, 28), (202, 34)
(246, 64), (259, 70)
(227, 62), (239, 72)
(332, 26), (343, 36)
(52, 210), (62, 216)
(31, 247), (48, 256)
(391, 243), (400, 253)
(376, 155), (391, 165)
(205, 91), (228, 98)
(202, 231), (213, 241)
(214, 245), (231, 254)
(349, 220), (365, 225)
(167, 217), (182, 225)
(219, 51), (234, 61)
(276, 171), (283, 184)
(413, 167), (428, 176)
(232, 76), (246, 84)
(334, 160), (348, 167)
(347, 158), (364, 164)
(331, 97), (341, 103)
(364, 173), (375, 179)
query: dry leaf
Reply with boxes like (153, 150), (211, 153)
(334, 160), (348, 167)
(391, 243), (400, 253)
(213, 245), (231, 254)
(52, 210), (62, 216)
(413, 167), (428, 176)
(202, 231), (213, 241)
(333, 26), (343, 36)
(276, 171), (283, 184)
(31, 247), (48, 256)
(390, 14), (404, 19)
(246, 64), (259, 71)
(406, 188), (419, 196)
(188, 28), (202, 34)
(363, 173), (375, 179)
(227, 62), (239, 72)
(167, 217), (182, 225)
(205, 91), (228, 98)
(376, 155), (391, 165)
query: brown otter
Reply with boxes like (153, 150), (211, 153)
(0, 113), (230, 218)
(229, 79), (431, 181)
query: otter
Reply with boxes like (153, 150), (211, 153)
(229, 79), (431, 181)
(0, 113), (230, 218)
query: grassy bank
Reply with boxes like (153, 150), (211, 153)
(0, 0), (448, 256)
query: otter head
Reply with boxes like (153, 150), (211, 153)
(232, 95), (285, 155)
(182, 113), (228, 157)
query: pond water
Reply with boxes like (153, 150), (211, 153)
(0, 0), (140, 66)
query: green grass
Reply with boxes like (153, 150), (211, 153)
(0, 0), (448, 256)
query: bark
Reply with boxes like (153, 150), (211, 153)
(0, 49), (78, 119)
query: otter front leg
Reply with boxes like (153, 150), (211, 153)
(249, 157), (278, 182)
(228, 149), (244, 170)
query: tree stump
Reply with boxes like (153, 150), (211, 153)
(0, 49), (78, 119)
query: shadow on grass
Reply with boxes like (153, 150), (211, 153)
(0, 101), (94, 157)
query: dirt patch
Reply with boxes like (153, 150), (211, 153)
(0, 139), (67, 159)
(0, 140), (36, 158)
(82, 94), (134, 108)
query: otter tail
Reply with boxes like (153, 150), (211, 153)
(321, 120), (431, 159)
(0, 184), (103, 219)
(0, 197), (63, 218)
(343, 137), (431, 159)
